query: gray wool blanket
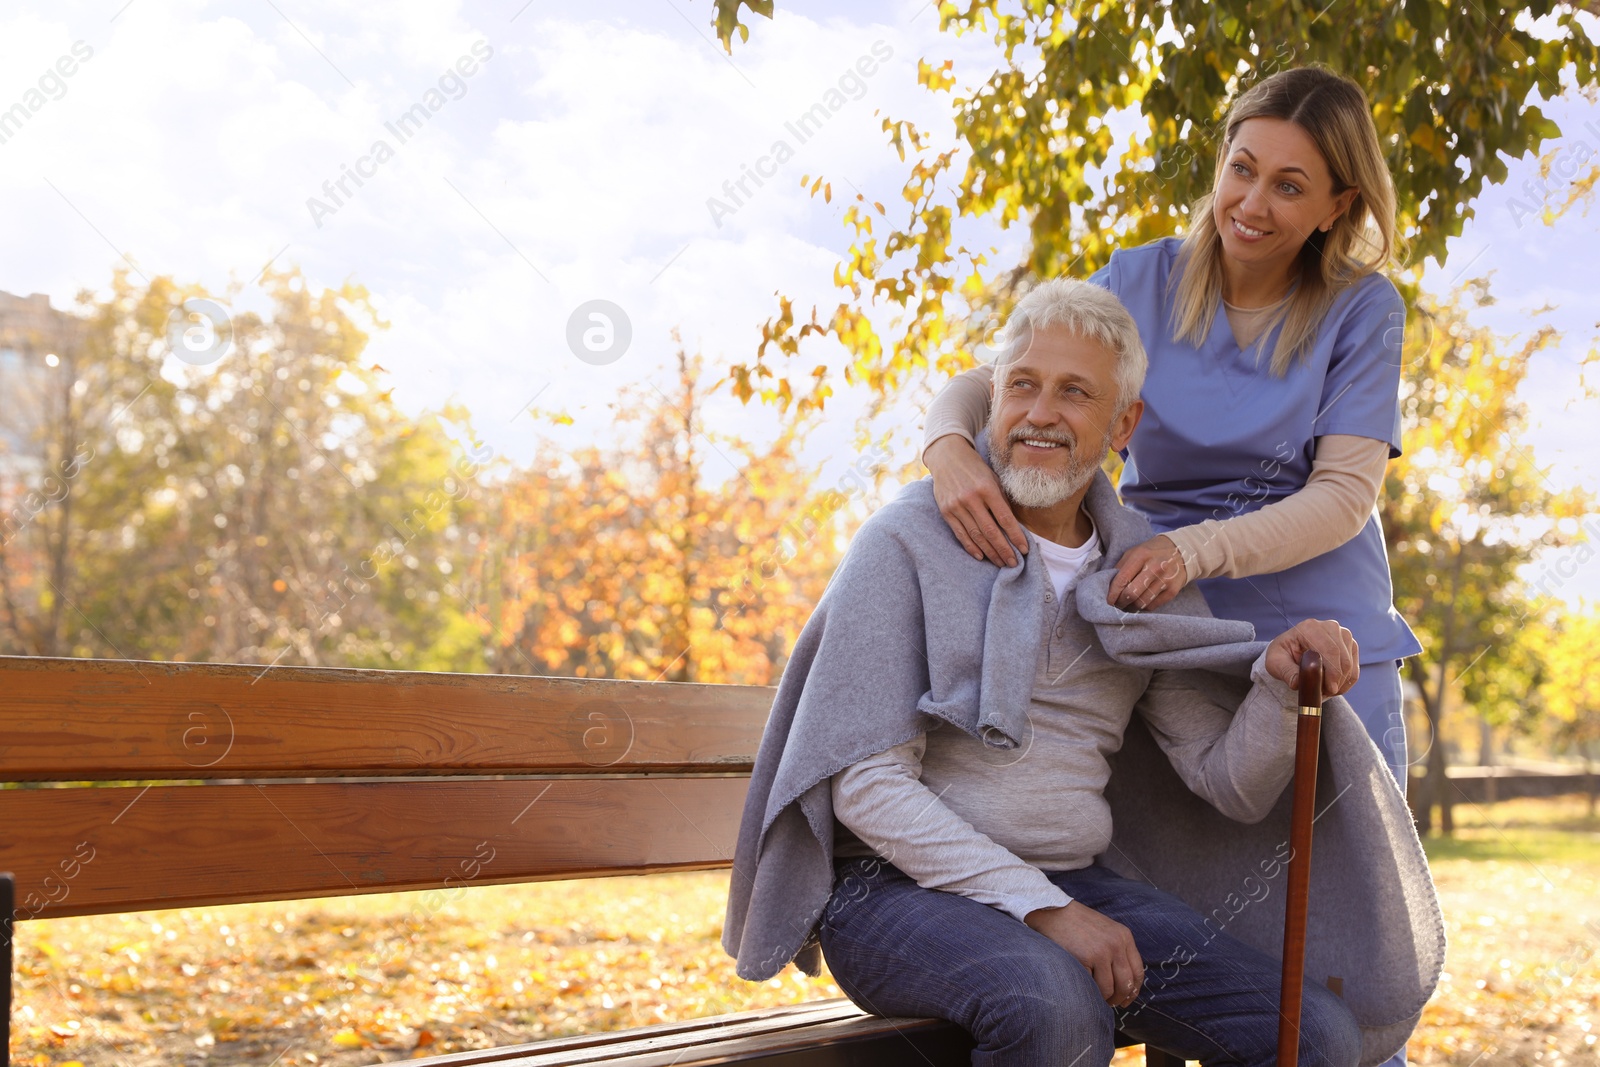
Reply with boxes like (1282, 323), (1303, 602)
(721, 469), (1444, 1065)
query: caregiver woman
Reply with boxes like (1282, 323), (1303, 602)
(923, 66), (1421, 789)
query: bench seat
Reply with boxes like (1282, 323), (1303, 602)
(398, 1000), (1179, 1066)
(403, 1000), (972, 1066)
(0, 655), (1185, 1067)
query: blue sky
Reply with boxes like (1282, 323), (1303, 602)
(1, 0), (1595, 606)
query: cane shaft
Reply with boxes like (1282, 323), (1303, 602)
(3, 871), (13, 1067)
(1277, 651), (1324, 1067)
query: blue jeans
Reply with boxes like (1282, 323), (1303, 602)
(819, 857), (1361, 1067)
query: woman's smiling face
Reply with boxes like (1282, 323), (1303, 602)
(1212, 116), (1358, 283)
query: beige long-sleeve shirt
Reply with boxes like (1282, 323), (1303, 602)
(921, 362), (1390, 583)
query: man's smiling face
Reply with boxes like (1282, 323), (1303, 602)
(989, 324), (1140, 510)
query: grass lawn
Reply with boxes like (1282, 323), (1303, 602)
(1409, 794), (1599, 1067)
(10, 794), (1597, 1067)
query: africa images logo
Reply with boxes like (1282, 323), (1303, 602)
(705, 40), (894, 229)
(305, 41), (495, 228)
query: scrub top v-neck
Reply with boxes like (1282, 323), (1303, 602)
(1089, 237), (1421, 665)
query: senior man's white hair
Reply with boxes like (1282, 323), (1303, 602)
(992, 277), (1148, 410)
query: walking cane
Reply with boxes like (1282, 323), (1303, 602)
(1276, 649), (1325, 1067)
(4, 871), (14, 1067)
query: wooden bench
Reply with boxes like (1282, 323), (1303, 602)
(0, 655), (1181, 1066)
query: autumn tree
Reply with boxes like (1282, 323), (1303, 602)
(0, 270), (877, 684)
(1382, 283), (1591, 833)
(0, 269), (493, 672)
(0, 279), (164, 655)
(477, 346), (884, 685)
(0, 274), (180, 657)
(127, 270), (495, 672)
(710, 1), (1598, 412)
(1531, 607), (1600, 815)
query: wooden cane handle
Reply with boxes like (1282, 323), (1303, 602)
(1297, 649), (1324, 712)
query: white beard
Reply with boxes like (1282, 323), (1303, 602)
(992, 426), (1109, 509)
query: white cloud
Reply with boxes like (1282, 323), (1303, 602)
(3, 0), (1594, 505)
(2, 0), (970, 481)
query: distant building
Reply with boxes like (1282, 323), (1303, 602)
(0, 290), (79, 487)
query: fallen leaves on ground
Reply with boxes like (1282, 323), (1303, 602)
(12, 871), (837, 1067)
(11, 796), (1598, 1067)
(1407, 796), (1599, 1067)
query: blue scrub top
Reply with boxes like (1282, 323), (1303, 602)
(1090, 237), (1422, 664)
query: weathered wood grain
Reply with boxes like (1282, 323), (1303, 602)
(401, 999), (973, 1067)
(0, 776), (748, 918)
(0, 656), (774, 779)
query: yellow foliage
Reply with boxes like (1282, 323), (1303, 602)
(1533, 610), (1600, 742)
(476, 347), (872, 685)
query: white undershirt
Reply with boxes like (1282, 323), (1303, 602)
(1033, 518), (1101, 602)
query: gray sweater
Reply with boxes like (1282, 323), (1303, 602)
(721, 470), (1443, 1066)
(831, 604), (1299, 920)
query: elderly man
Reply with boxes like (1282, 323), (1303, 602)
(723, 279), (1441, 1067)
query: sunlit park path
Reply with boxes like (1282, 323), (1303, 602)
(10, 794), (1597, 1067)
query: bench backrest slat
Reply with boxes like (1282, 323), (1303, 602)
(1, 656), (776, 922)
(0, 657), (771, 779)
(0, 776), (749, 919)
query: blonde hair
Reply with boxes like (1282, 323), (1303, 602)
(1170, 66), (1401, 376)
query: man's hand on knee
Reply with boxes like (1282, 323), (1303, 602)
(1266, 619), (1360, 696)
(1024, 900), (1144, 1008)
